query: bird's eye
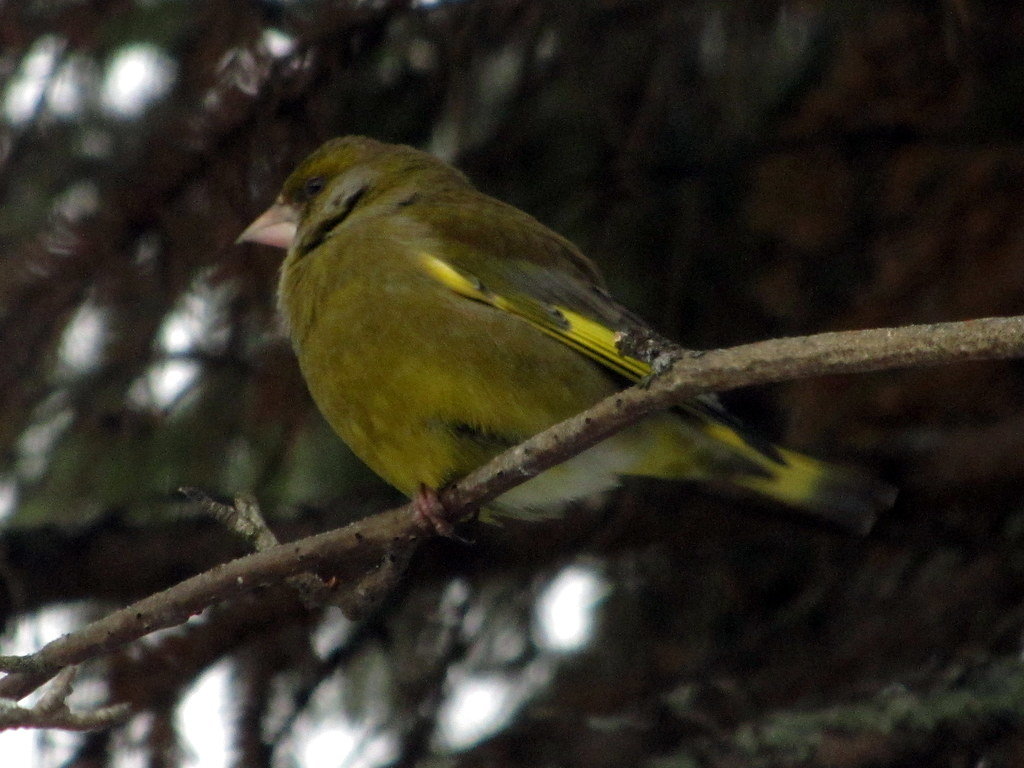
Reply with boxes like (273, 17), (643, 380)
(302, 176), (325, 199)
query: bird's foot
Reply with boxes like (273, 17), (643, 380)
(413, 483), (457, 538)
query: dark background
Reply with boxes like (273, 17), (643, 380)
(4, 1), (1024, 766)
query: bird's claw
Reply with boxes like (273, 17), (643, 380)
(413, 484), (467, 540)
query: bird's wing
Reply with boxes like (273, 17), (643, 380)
(413, 229), (778, 460)
(416, 250), (652, 382)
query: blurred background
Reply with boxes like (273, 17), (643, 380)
(4, 1), (1024, 766)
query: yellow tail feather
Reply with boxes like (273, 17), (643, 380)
(633, 417), (895, 535)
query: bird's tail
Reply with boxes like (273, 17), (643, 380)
(634, 412), (896, 535)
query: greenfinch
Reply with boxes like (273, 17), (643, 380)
(238, 136), (895, 533)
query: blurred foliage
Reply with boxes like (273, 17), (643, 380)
(4, 0), (1024, 766)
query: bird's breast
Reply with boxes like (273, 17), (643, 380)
(277, 233), (619, 496)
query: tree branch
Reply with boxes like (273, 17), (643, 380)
(437, 314), (1024, 512)
(1, 315), (1022, 704)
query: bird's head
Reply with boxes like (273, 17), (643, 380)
(237, 136), (466, 252)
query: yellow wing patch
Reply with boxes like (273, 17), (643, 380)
(418, 252), (650, 381)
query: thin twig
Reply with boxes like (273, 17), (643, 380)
(0, 667), (130, 731)
(180, 488), (341, 609)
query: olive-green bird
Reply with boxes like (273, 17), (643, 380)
(238, 136), (895, 533)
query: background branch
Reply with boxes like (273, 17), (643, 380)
(0, 667), (130, 731)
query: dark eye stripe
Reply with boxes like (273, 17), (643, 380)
(302, 176), (325, 200)
(295, 185), (368, 257)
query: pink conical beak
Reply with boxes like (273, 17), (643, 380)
(236, 200), (299, 249)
